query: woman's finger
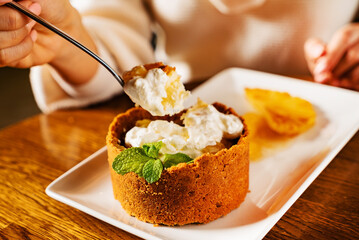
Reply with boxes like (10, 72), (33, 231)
(0, 0), (12, 6)
(333, 43), (359, 78)
(331, 65), (359, 90)
(6, 30), (37, 68)
(339, 78), (353, 89)
(0, 33), (34, 66)
(314, 70), (333, 84)
(313, 57), (333, 83)
(314, 23), (359, 75)
(0, 1), (31, 30)
(0, 25), (32, 48)
(0, 1), (40, 30)
(304, 38), (326, 75)
(346, 64), (359, 84)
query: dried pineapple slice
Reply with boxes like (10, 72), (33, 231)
(245, 88), (316, 135)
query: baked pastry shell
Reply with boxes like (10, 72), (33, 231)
(106, 102), (249, 226)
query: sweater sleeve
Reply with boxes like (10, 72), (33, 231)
(29, 0), (155, 113)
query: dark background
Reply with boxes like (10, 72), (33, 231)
(0, 67), (41, 129)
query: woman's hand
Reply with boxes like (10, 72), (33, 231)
(305, 23), (359, 91)
(0, 0), (99, 85)
(0, 0), (41, 67)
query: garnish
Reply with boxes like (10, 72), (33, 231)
(143, 142), (162, 158)
(163, 153), (193, 168)
(112, 147), (153, 176)
(112, 141), (193, 183)
(142, 159), (163, 183)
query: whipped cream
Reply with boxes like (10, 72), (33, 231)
(124, 68), (190, 116)
(182, 100), (244, 150)
(125, 100), (244, 159)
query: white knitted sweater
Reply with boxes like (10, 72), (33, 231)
(30, 0), (358, 112)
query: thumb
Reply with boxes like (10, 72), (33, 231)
(304, 38), (326, 60)
(304, 38), (327, 75)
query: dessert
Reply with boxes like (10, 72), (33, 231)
(106, 63), (249, 226)
(123, 62), (190, 116)
(106, 103), (249, 226)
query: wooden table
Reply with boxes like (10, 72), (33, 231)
(0, 91), (358, 240)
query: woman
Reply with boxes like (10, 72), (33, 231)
(0, 0), (358, 112)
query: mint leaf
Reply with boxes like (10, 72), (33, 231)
(112, 147), (154, 177)
(112, 141), (191, 184)
(142, 141), (162, 158)
(142, 159), (163, 184)
(163, 153), (193, 169)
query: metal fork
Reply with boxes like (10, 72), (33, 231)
(5, 1), (125, 86)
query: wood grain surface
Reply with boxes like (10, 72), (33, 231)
(0, 92), (358, 240)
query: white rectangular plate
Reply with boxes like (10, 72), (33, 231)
(46, 68), (359, 240)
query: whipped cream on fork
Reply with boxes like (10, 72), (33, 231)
(124, 65), (190, 116)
